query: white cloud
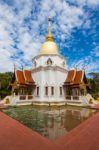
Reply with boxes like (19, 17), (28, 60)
(0, 0), (98, 73)
(70, 55), (99, 73)
(87, 0), (99, 6)
(68, 0), (99, 7)
(0, 49), (13, 72)
(91, 46), (99, 57)
(0, 0), (85, 72)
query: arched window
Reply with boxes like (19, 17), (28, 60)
(37, 87), (39, 96)
(51, 86), (54, 96)
(45, 86), (48, 96)
(60, 87), (62, 96)
(47, 58), (52, 65)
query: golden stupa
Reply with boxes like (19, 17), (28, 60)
(40, 17), (59, 55)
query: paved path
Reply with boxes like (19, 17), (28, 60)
(0, 112), (59, 150)
(0, 111), (99, 150)
(55, 112), (99, 150)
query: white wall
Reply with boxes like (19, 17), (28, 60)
(32, 55), (67, 69)
(31, 54), (68, 102)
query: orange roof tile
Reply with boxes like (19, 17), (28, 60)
(64, 70), (76, 84)
(15, 70), (25, 85)
(64, 70), (86, 86)
(15, 70), (35, 86)
(73, 70), (84, 85)
(23, 70), (35, 84)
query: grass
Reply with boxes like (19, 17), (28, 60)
(3, 106), (49, 135)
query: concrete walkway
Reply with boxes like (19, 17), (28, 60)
(55, 112), (99, 150)
(0, 111), (99, 150)
(0, 112), (59, 150)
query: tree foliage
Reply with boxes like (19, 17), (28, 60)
(0, 72), (13, 99)
(88, 72), (99, 99)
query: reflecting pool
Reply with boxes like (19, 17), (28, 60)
(3, 105), (96, 140)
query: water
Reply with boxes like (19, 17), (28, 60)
(3, 105), (96, 140)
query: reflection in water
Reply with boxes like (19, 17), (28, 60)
(4, 106), (96, 140)
(36, 107), (96, 140)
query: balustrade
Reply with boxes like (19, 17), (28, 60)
(18, 95), (33, 100)
(65, 95), (80, 101)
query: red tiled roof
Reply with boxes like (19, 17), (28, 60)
(15, 70), (35, 86)
(73, 70), (84, 85)
(0, 112), (59, 150)
(64, 70), (85, 86)
(23, 70), (35, 84)
(15, 70), (25, 85)
(65, 70), (76, 84)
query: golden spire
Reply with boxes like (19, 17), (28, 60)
(14, 64), (16, 73)
(39, 16), (59, 55)
(46, 16), (54, 41)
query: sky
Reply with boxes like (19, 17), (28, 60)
(0, 0), (99, 74)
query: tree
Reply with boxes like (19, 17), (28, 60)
(88, 72), (99, 99)
(0, 72), (13, 99)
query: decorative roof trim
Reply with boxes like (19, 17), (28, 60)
(81, 70), (85, 83)
(32, 54), (66, 61)
(12, 69), (35, 86)
(72, 69), (76, 82)
(64, 69), (87, 86)
(31, 66), (67, 73)
(23, 69), (27, 82)
(15, 70), (18, 83)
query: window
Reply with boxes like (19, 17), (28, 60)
(60, 87), (62, 96)
(45, 87), (48, 96)
(37, 87), (39, 96)
(47, 58), (52, 65)
(51, 86), (54, 96)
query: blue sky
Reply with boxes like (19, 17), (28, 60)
(0, 0), (99, 73)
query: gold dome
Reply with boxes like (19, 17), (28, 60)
(39, 17), (59, 55)
(40, 41), (58, 55)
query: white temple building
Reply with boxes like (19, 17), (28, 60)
(5, 17), (93, 106)
(31, 17), (67, 103)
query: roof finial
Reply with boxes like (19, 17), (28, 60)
(48, 16), (51, 33)
(21, 64), (24, 70)
(74, 64), (77, 70)
(14, 64), (16, 73)
(46, 16), (53, 41)
(82, 64), (86, 72)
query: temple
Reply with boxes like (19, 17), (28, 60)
(7, 17), (92, 106)
(64, 70), (89, 102)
